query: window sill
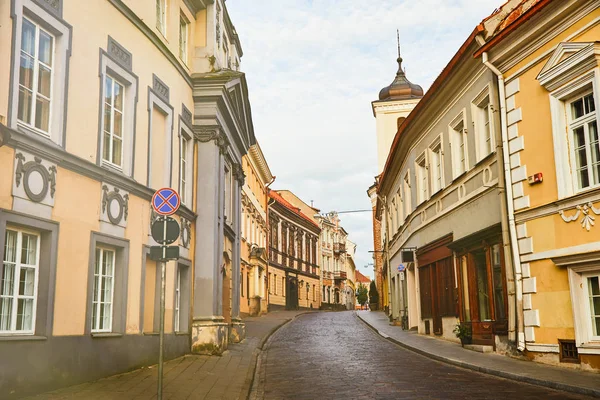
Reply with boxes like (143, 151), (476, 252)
(91, 332), (123, 338)
(451, 170), (468, 184)
(0, 335), (47, 342)
(475, 151), (496, 167)
(175, 332), (189, 336)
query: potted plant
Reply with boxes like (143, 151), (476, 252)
(453, 323), (472, 347)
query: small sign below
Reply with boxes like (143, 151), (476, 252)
(150, 245), (180, 262)
(152, 188), (180, 216)
(399, 271), (405, 281)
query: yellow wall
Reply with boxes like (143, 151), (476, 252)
(51, 168), (101, 336)
(0, 146), (14, 210)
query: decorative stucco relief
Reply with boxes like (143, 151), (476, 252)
(101, 184), (129, 227)
(559, 202), (600, 231)
(14, 152), (57, 205)
(180, 217), (192, 248)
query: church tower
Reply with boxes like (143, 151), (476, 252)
(372, 41), (424, 174)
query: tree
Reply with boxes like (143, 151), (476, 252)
(357, 284), (369, 307)
(369, 281), (379, 307)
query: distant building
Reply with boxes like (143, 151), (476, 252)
(240, 143), (273, 316)
(267, 191), (321, 310)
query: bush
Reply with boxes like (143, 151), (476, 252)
(368, 281), (379, 305)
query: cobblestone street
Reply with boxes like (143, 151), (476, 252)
(252, 312), (595, 400)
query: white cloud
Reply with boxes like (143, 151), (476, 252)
(227, 0), (500, 278)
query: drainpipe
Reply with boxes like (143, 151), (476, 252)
(482, 52), (525, 352)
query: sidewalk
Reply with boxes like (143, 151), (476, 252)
(24, 310), (311, 400)
(356, 310), (600, 398)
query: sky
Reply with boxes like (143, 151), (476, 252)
(227, 0), (502, 279)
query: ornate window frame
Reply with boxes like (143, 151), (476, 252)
(539, 42), (600, 199)
(0, 209), (59, 340)
(8, 0), (72, 147)
(97, 40), (138, 177)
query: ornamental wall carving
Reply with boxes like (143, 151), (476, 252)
(100, 183), (129, 227)
(13, 152), (57, 207)
(559, 202), (600, 231)
(194, 124), (230, 154)
(180, 217), (192, 248)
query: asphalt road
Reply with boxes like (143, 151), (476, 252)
(254, 311), (593, 400)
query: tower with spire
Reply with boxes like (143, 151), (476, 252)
(372, 32), (424, 174)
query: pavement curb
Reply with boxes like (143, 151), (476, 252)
(355, 312), (600, 399)
(242, 312), (314, 400)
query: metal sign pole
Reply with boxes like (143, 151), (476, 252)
(157, 217), (167, 400)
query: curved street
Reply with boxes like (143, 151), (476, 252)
(254, 312), (593, 400)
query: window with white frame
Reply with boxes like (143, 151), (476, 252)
(156, 0), (167, 35)
(416, 152), (428, 204)
(17, 17), (54, 134)
(92, 248), (116, 333)
(179, 13), (189, 63)
(587, 273), (600, 339)
(0, 229), (40, 334)
(567, 91), (599, 191)
(225, 166), (232, 225)
(102, 75), (125, 168)
(174, 266), (181, 332)
(450, 115), (468, 178)
(395, 191), (402, 229)
(430, 138), (444, 193)
(473, 89), (494, 162)
(403, 171), (411, 218)
(179, 130), (192, 206)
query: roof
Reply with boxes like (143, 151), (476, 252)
(355, 270), (371, 284)
(377, 56), (424, 101)
(474, 0), (550, 57)
(269, 190), (320, 229)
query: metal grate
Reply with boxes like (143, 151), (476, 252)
(559, 339), (579, 363)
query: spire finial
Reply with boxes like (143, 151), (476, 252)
(397, 29), (401, 58)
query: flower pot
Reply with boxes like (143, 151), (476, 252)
(460, 336), (472, 347)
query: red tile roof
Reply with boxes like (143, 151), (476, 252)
(269, 190), (320, 228)
(474, 0), (550, 57)
(355, 270), (371, 284)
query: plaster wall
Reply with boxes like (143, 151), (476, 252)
(374, 99), (420, 175)
(0, 146), (14, 209)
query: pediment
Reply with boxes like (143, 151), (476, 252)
(539, 42), (593, 75)
(537, 42), (599, 91)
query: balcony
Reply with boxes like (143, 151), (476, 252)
(334, 271), (347, 280)
(333, 242), (346, 254)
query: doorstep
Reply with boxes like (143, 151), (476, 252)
(463, 344), (494, 353)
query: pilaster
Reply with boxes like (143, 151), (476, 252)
(190, 125), (228, 354)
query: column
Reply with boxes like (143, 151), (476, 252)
(229, 164), (245, 342)
(190, 126), (228, 355)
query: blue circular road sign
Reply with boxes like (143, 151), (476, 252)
(152, 188), (181, 216)
(398, 263), (406, 272)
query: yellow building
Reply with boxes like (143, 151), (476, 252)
(0, 0), (256, 396)
(476, 0), (600, 370)
(267, 190), (321, 310)
(240, 143), (273, 316)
